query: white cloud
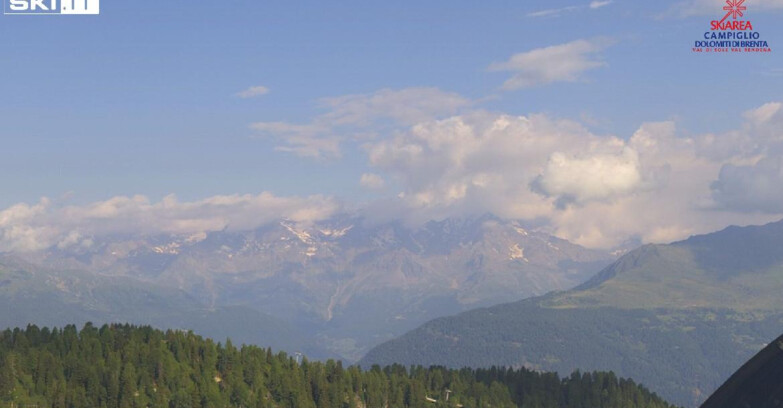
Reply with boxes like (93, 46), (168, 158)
(361, 101), (783, 248)
(533, 148), (643, 205)
(359, 173), (385, 190)
(527, 1), (612, 18)
(744, 102), (782, 126)
(4, 102), (782, 252)
(703, 102), (783, 213)
(251, 122), (340, 159)
(0, 193), (340, 252)
(590, 0), (612, 8)
(488, 39), (613, 90)
(527, 6), (580, 18)
(364, 111), (632, 228)
(251, 87), (471, 158)
(318, 88), (470, 126)
(236, 85), (270, 98)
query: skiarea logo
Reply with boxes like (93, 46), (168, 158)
(693, 0), (771, 53)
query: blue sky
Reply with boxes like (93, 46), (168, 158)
(0, 0), (782, 249)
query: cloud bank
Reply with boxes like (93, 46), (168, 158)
(360, 100), (783, 248)
(0, 193), (340, 252)
(4, 83), (782, 252)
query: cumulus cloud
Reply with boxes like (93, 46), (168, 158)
(237, 84), (782, 249)
(360, 100), (783, 248)
(359, 173), (385, 190)
(236, 85), (270, 98)
(533, 148), (643, 206)
(488, 39), (613, 90)
(251, 87), (470, 158)
(364, 111), (636, 227)
(0, 193), (340, 252)
(690, 102), (783, 164)
(711, 156), (783, 213)
(744, 102), (783, 126)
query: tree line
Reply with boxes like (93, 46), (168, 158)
(0, 324), (676, 408)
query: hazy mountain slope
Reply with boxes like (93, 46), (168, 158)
(22, 214), (614, 360)
(700, 332), (783, 408)
(361, 219), (783, 407)
(0, 256), (326, 358)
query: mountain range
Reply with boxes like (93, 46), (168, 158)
(0, 255), (319, 355)
(361, 219), (783, 407)
(2, 214), (614, 361)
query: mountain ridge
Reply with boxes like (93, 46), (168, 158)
(4, 214), (615, 361)
(361, 218), (783, 407)
(0, 254), (329, 357)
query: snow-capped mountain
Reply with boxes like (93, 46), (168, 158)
(19, 214), (615, 360)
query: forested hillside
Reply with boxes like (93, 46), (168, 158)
(361, 219), (783, 407)
(0, 324), (674, 408)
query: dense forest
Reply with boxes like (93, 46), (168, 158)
(0, 324), (675, 408)
(361, 304), (783, 406)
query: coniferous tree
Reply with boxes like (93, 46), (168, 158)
(0, 324), (676, 408)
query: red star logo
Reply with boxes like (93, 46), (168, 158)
(720, 0), (747, 24)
